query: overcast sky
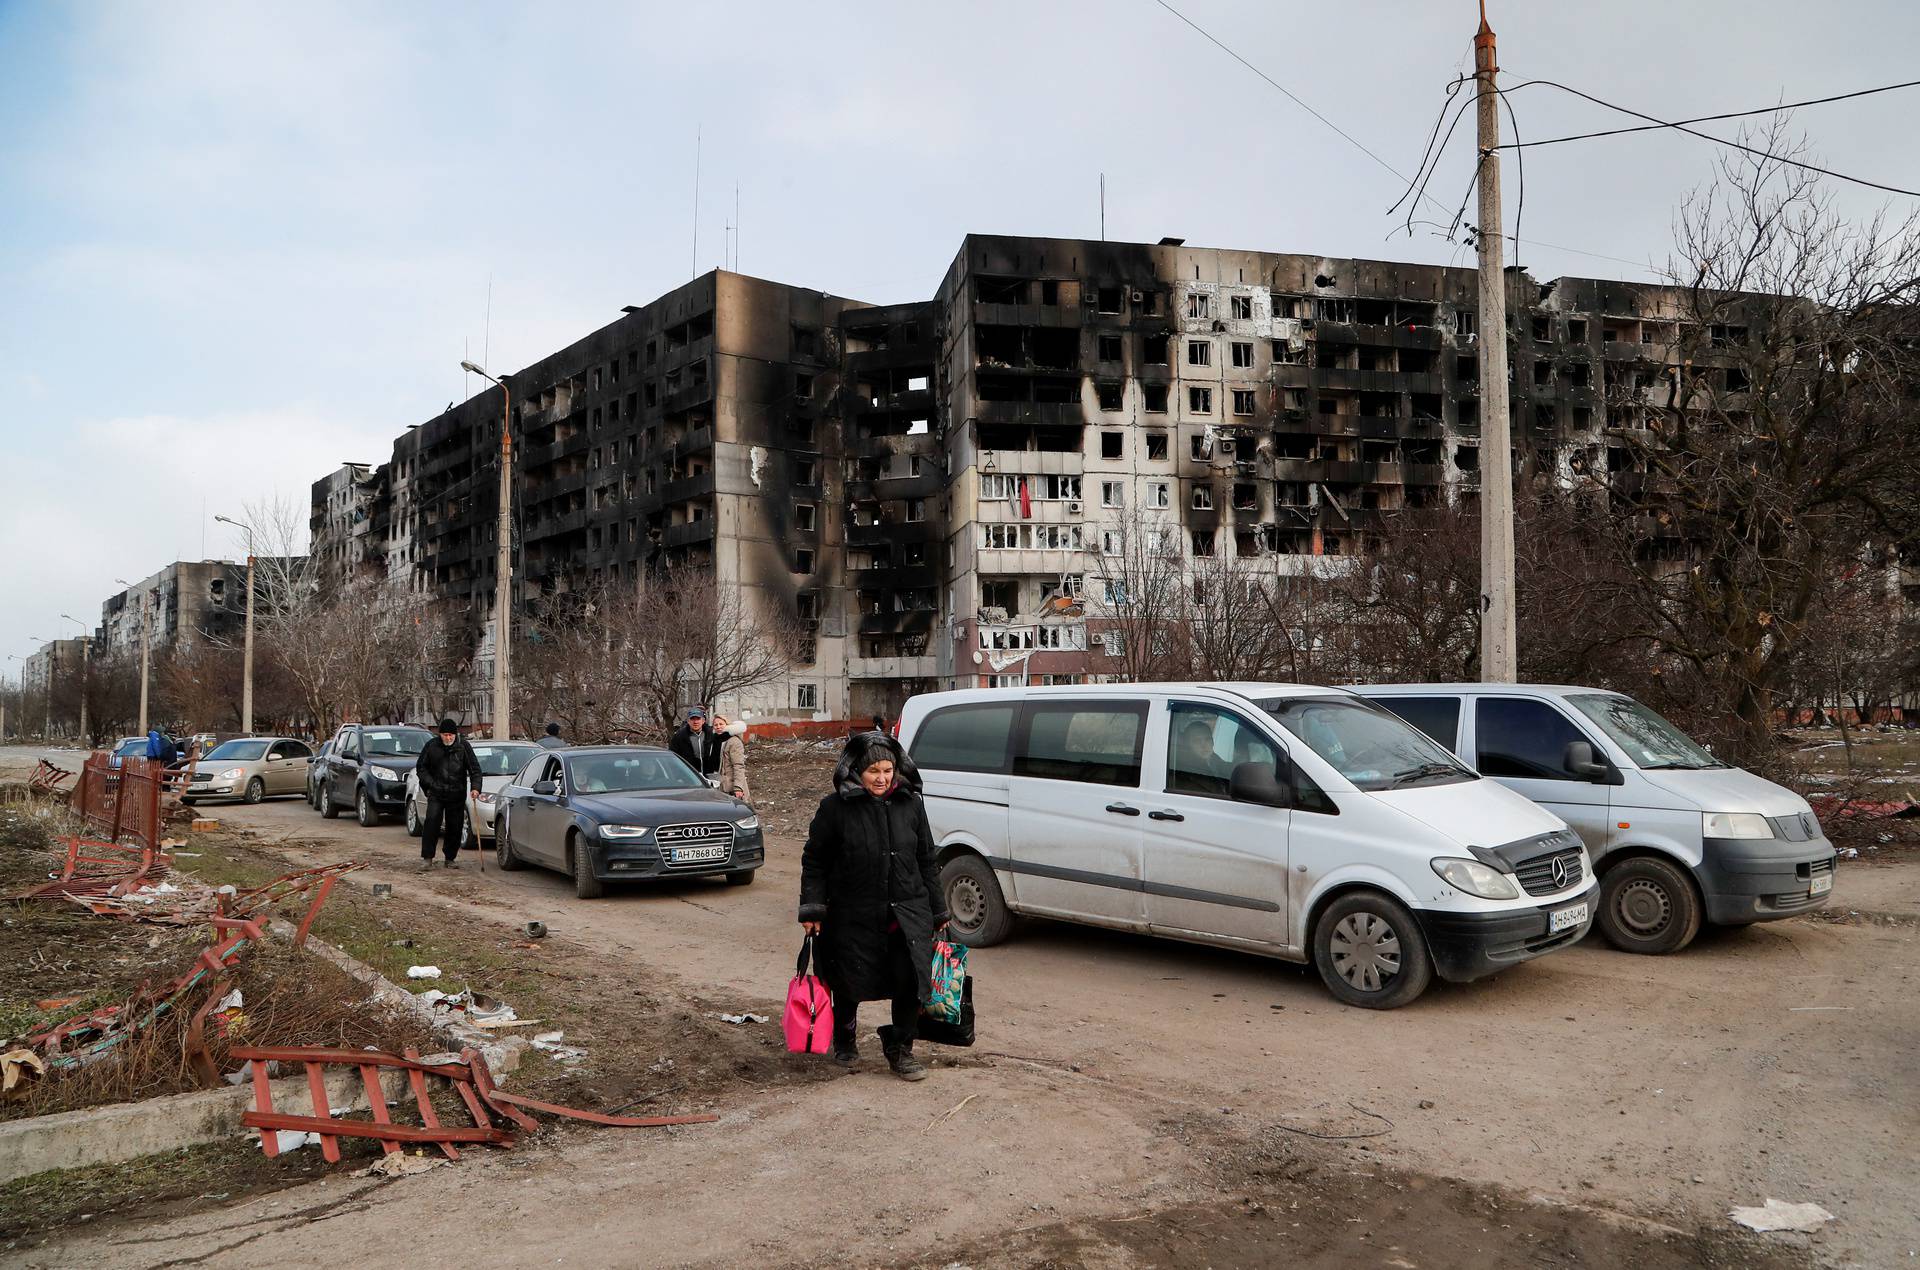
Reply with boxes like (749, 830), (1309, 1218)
(3, 0), (1916, 670)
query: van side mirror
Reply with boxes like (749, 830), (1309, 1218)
(1564, 741), (1609, 782)
(532, 780), (558, 797)
(1230, 761), (1291, 808)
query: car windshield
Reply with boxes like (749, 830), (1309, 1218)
(1256, 695), (1475, 792)
(205, 740), (271, 761)
(471, 744), (539, 777)
(1565, 694), (1722, 769)
(364, 729), (430, 757)
(565, 752), (704, 794)
(114, 738), (145, 755)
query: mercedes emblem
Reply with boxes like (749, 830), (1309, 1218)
(1550, 856), (1570, 889)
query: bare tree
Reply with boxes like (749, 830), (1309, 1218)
(1092, 512), (1190, 682)
(648, 567), (801, 728)
(1336, 501), (1483, 683)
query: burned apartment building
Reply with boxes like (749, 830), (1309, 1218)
(99, 562), (247, 657)
(313, 232), (1774, 722)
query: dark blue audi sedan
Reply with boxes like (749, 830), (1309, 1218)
(494, 745), (763, 897)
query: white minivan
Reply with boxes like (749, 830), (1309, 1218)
(1352, 684), (1836, 954)
(897, 683), (1598, 1009)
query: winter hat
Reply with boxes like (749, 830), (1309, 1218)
(437, 717), (458, 733)
(686, 704), (707, 720)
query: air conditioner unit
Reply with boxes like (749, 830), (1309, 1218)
(1066, 500), (1083, 515)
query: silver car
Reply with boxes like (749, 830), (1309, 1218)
(405, 741), (542, 845)
(182, 736), (316, 804)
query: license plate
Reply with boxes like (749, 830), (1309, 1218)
(1809, 873), (1832, 897)
(1549, 902), (1588, 933)
(669, 844), (728, 864)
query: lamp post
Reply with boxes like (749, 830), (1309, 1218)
(213, 515), (255, 736)
(59, 614), (89, 745)
(461, 360), (514, 741)
(115, 577), (153, 734)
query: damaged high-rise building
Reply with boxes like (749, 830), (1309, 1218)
(312, 233), (1772, 725)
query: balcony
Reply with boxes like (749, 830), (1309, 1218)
(661, 470), (717, 505)
(1271, 459), (1368, 484)
(971, 301), (1082, 329)
(847, 655), (939, 680)
(663, 518), (716, 549)
(974, 448), (1084, 476)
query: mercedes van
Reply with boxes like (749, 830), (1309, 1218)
(1353, 684), (1836, 954)
(897, 683), (1597, 1009)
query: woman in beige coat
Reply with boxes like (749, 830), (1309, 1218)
(711, 714), (749, 801)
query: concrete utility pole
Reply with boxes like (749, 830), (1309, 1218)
(1474, 1), (1518, 682)
(214, 515), (255, 735)
(462, 360), (515, 740)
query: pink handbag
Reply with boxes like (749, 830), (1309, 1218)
(784, 935), (834, 1054)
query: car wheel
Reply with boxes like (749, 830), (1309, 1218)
(940, 853), (1013, 947)
(244, 777), (265, 805)
(1313, 891), (1433, 1010)
(405, 798), (421, 837)
(356, 788), (377, 828)
(1596, 856), (1701, 954)
(496, 811), (523, 870)
(319, 783), (339, 819)
(723, 869), (755, 887)
(570, 832), (604, 899)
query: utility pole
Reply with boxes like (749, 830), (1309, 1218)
(1474, 0), (1517, 682)
(214, 516), (256, 735)
(462, 361), (515, 740)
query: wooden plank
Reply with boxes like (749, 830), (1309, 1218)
(305, 1062), (340, 1164)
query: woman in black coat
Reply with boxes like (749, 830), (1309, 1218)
(798, 732), (949, 1080)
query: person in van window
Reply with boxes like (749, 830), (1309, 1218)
(711, 713), (749, 801)
(798, 732), (949, 1080)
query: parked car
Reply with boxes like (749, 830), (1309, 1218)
(495, 746), (764, 898)
(181, 736), (314, 804)
(305, 737), (335, 808)
(108, 736), (146, 767)
(405, 740), (541, 845)
(315, 724), (433, 826)
(898, 683), (1596, 1010)
(1353, 684), (1836, 954)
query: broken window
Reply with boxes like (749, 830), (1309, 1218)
(1191, 529), (1215, 556)
(795, 549), (815, 573)
(1569, 362), (1590, 388)
(1455, 355), (1477, 383)
(645, 381), (659, 408)
(906, 499), (926, 522)
(795, 683), (818, 710)
(1041, 279), (1060, 305)
(1454, 311), (1476, 339)
(793, 328), (819, 359)
(977, 277), (1028, 305)
(1186, 292), (1212, 320)
(1101, 480), (1124, 508)
(1533, 361), (1552, 386)
(1097, 333), (1123, 362)
(1232, 483), (1258, 511)
(795, 460), (817, 485)
(1230, 341), (1254, 368)
(1143, 333), (1170, 365)
(795, 503), (817, 532)
(1100, 431), (1123, 458)
(1568, 318), (1588, 343)
(1148, 481), (1170, 509)
(1232, 389), (1256, 416)
(1725, 366), (1750, 392)
(1191, 433), (1212, 461)
(1534, 404), (1557, 430)
(1230, 294), (1253, 321)
(1314, 297), (1354, 324)
(795, 372), (814, 399)
(1096, 285), (1124, 313)
(1532, 316), (1552, 342)
(1188, 386), (1212, 414)
(1146, 432), (1168, 461)
(1143, 384), (1169, 413)
(1187, 340), (1211, 367)
(1097, 382), (1124, 411)
(1271, 340), (1306, 365)
(1572, 406), (1593, 430)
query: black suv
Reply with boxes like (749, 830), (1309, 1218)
(316, 724), (432, 826)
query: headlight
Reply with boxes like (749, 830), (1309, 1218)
(736, 815), (760, 832)
(219, 767), (246, 780)
(1431, 857), (1521, 900)
(369, 765), (400, 782)
(599, 824), (651, 839)
(1703, 811), (1771, 840)
(473, 792), (496, 805)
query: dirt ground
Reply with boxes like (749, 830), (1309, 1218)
(0, 741), (1914, 1267)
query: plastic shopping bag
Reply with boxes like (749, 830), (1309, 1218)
(927, 938), (967, 1025)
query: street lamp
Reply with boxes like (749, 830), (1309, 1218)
(213, 515), (255, 736)
(59, 614), (89, 744)
(462, 359), (514, 741)
(115, 577), (153, 734)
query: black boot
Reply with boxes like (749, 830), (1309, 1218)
(878, 1025), (927, 1082)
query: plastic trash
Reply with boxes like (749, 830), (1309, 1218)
(1729, 1199), (1837, 1233)
(406, 966), (442, 980)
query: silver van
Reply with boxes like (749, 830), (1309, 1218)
(897, 683), (1597, 1009)
(1353, 684), (1835, 953)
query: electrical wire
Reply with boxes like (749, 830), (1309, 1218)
(1496, 78), (1920, 152)
(1497, 86), (1525, 271)
(1497, 77), (1920, 199)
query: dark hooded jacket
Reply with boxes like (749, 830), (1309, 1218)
(416, 736), (482, 802)
(798, 734), (948, 1003)
(669, 723), (722, 777)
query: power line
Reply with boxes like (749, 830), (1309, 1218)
(1498, 77), (1920, 199)
(1495, 78), (1920, 153)
(1148, 0), (1651, 272)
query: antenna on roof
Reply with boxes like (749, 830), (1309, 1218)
(691, 124), (702, 280)
(1100, 172), (1106, 241)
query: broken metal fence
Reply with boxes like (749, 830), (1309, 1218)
(68, 752), (182, 851)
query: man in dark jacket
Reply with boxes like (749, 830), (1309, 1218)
(798, 732), (948, 1080)
(416, 718), (482, 870)
(668, 705), (721, 780)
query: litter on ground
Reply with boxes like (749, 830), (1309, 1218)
(406, 965), (443, 979)
(718, 1012), (769, 1025)
(1729, 1198), (1838, 1233)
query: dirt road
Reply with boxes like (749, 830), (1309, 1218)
(7, 757), (1915, 1266)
